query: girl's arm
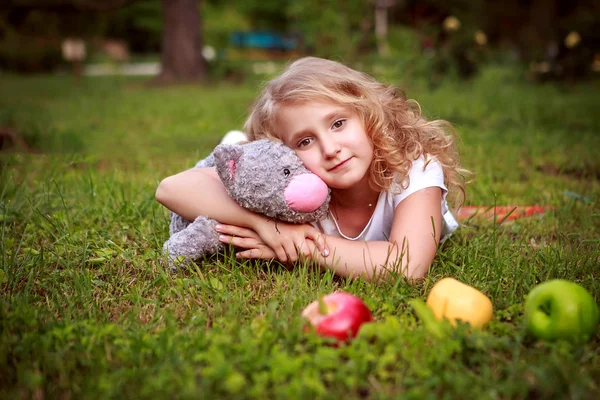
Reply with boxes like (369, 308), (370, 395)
(316, 187), (443, 280)
(156, 168), (263, 225)
(224, 187), (443, 281)
(155, 168), (328, 262)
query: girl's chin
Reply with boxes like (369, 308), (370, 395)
(327, 180), (362, 191)
(326, 171), (370, 189)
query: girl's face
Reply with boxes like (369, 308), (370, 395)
(275, 102), (374, 190)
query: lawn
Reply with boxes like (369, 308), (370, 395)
(1, 66), (599, 399)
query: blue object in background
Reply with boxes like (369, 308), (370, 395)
(563, 191), (593, 203)
(230, 32), (300, 51)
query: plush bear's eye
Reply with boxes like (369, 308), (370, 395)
(283, 168), (291, 177)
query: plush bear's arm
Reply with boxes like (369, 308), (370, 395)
(169, 212), (190, 235)
(162, 216), (224, 270)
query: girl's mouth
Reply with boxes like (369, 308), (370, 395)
(328, 158), (352, 172)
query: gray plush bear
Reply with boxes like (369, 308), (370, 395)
(163, 139), (331, 270)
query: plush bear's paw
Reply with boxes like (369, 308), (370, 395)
(162, 216), (223, 271)
(219, 130), (248, 145)
(162, 249), (192, 272)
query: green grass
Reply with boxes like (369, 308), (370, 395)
(1, 66), (599, 399)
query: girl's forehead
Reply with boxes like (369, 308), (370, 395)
(276, 102), (350, 124)
(277, 101), (350, 114)
(273, 102), (361, 134)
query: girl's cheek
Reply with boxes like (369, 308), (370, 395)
(296, 153), (319, 172)
(307, 163), (324, 178)
(310, 167), (330, 185)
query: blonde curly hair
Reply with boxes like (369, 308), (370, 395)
(244, 57), (469, 207)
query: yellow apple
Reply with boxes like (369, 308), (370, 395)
(426, 278), (494, 328)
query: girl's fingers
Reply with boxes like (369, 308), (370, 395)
(236, 248), (276, 260)
(235, 250), (255, 259)
(218, 222), (328, 262)
(217, 225), (288, 261)
(275, 247), (289, 264)
(215, 224), (258, 238)
(285, 242), (301, 263)
(305, 229), (329, 257)
(219, 235), (261, 249)
(299, 240), (317, 258)
(217, 234), (277, 260)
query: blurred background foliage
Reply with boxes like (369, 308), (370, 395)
(0, 0), (599, 82)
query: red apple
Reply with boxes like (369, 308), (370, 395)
(301, 291), (373, 342)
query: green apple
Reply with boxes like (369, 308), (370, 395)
(525, 279), (599, 341)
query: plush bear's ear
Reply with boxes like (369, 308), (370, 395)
(213, 144), (244, 188)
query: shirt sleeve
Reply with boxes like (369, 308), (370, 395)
(393, 156), (448, 208)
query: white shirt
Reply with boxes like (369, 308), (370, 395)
(311, 156), (459, 243)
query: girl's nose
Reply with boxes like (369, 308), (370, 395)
(321, 136), (341, 159)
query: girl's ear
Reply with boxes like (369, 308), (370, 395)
(214, 144), (244, 188)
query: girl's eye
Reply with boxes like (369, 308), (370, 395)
(298, 138), (312, 148)
(332, 119), (346, 129)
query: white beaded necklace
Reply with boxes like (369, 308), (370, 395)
(329, 202), (376, 241)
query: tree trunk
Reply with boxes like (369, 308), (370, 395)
(156, 0), (205, 84)
(375, 6), (389, 57)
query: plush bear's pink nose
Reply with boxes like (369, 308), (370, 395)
(284, 173), (329, 213)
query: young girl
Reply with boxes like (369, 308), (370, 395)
(156, 57), (467, 281)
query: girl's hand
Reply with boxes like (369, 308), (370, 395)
(253, 220), (329, 263)
(216, 224), (277, 260)
(216, 221), (329, 263)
